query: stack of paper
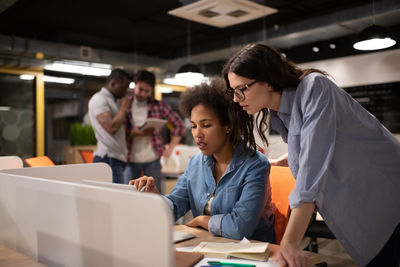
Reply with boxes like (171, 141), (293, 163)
(192, 242), (270, 261)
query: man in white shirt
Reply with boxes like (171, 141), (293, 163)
(88, 68), (130, 183)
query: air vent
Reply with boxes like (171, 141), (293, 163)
(168, 0), (277, 28)
(80, 46), (92, 60)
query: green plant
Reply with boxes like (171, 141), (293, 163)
(69, 123), (97, 146)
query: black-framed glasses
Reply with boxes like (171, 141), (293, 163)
(226, 80), (257, 101)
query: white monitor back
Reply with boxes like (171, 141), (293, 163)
(0, 172), (173, 267)
(0, 162), (112, 183)
(0, 156), (23, 170)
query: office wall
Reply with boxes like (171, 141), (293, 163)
(298, 48), (400, 87)
(264, 49), (400, 159)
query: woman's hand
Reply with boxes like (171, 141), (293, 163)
(275, 202), (316, 267)
(269, 153), (288, 167)
(128, 176), (160, 194)
(275, 242), (309, 267)
(185, 215), (211, 230)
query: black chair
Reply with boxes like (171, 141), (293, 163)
(304, 211), (336, 267)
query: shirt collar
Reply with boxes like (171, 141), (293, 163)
(278, 88), (296, 116)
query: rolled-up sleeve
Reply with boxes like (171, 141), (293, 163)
(289, 76), (336, 209)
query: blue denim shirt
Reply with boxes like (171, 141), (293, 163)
(270, 73), (400, 266)
(165, 146), (275, 242)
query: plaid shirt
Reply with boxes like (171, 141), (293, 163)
(125, 95), (185, 162)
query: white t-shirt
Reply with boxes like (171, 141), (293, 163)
(130, 99), (158, 163)
(88, 88), (127, 162)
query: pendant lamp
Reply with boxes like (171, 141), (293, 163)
(353, 0), (396, 51)
(353, 25), (396, 51)
(163, 22), (207, 87)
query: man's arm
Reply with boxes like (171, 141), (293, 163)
(163, 135), (182, 158)
(97, 96), (129, 135)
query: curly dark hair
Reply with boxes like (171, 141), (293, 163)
(179, 77), (256, 156)
(222, 43), (327, 146)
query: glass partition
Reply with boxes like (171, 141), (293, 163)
(0, 72), (36, 158)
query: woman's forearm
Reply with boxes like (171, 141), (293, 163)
(281, 202), (315, 247)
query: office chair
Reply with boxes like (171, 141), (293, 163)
(270, 166), (328, 267)
(305, 211), (336, 253)
(25, 156), (55, 167)
(269, 166), (296, 245)
(0, 156), (23, 170)
(79, 150), (94, 163)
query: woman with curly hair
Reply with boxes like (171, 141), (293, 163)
(130, 77), (275, 242)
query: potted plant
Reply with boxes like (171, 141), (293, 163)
(65, 122), (97, 164)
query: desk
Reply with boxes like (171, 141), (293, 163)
(174, 225), (279, 253)
(0, 244), (45, 267)
(173, 225), (320, 266)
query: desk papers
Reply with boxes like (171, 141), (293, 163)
(192, 241), (270, 261)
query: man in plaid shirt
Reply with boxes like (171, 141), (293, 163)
(125, 70), (185, 191)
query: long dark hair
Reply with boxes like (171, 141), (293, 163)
(179, 77), (256, 156)
(222, 43), (327, 146)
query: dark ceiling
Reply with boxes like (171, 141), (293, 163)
(0, 0), (400, 73)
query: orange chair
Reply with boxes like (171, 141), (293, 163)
(25, 156), (55, 167)
(269, 166), (296, 244)
(79, 150), (94, 163)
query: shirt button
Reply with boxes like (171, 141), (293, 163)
(207, 193), (210, 196)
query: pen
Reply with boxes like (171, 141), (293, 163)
(207, 261), (255, 267)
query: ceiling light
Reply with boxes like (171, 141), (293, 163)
(353, 25), (396, 51)
(163, 73), (208, 87)
(329, 43), (336, 49)
(353, 0), (396, 51)
(44, 60), (112, 76)
(0, 106), (11, 111)
(312, 46), (319, 53)
(129, 82), (135, 88)
(163, 63), (209, 87)
(43, 76), (75, 84)
(19, 74), (35, 80)
(19, 74), (75, 84)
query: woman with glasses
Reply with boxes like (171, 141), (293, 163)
(130, 77), (275, 242)
(222, 43), (400, 267)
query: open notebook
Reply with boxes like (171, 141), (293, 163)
(83, 180), (195, 243)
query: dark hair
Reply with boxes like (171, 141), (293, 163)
(222, 43), (327, 146)
(134, 70), (156, 88)
(106, 68), (131, 84)
(179, 77), (256, 155)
